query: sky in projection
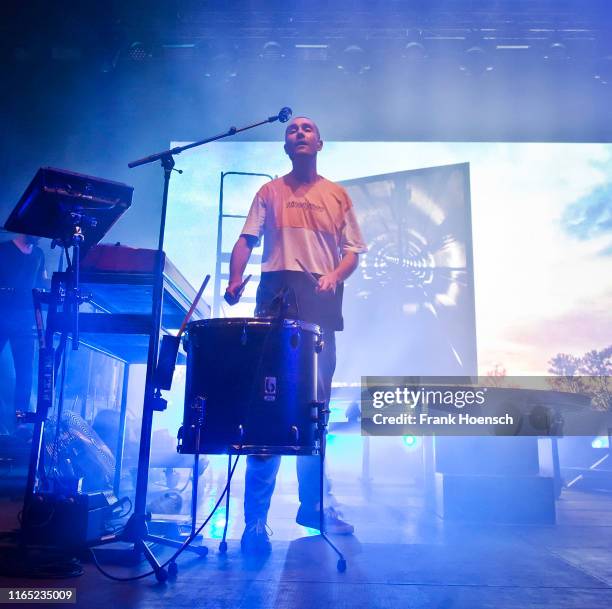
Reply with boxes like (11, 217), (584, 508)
(166, 140), (612, 376)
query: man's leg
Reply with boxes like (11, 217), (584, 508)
(242, 284), (285, 553)
(244, 454), (282, 523)
(242, 454), (281, 553)
(295, 333), (353, 534)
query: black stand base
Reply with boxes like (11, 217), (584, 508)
(119, 513), (208, 582)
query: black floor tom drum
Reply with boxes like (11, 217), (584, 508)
(177, 317), (321, 455)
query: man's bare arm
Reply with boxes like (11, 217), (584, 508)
(226, 235), (257, 297)
(317, 252), (359, 293)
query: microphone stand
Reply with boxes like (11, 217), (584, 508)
(124, 109), (290, 582)
(127, 111), (289, 168)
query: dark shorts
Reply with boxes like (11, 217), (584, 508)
(255, 271), (344, 332)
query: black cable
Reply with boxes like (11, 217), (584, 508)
(117, 496), (133, 519)
(176, 472), (193, 494)
(107, 496), (133, 523)
(152, 470), (193, 494)
(90, 453), (241, 582)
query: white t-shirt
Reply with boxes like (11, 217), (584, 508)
(241, 174), (367, 274)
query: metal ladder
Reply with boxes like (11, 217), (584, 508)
(212, 171), (273, 317)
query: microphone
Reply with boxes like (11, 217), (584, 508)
(269, 107), (292, 123)
(278, 107), (292, 123)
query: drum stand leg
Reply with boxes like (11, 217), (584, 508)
(190, 454), (200, 538)
(219, 455), (232, 554)
(316, 402), (347, 573)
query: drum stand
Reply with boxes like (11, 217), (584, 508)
(218, 455), (232, 554)
(212, 401), (347, 572)
(316, 402), (347, 572)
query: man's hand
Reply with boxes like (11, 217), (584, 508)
(316, 272), (338, 294)
(225, 278), (243, 305)
(226, 235), (257, 305)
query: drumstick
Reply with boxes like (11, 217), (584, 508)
(178, 274), (211, 338)
(294, 258), (319, 286)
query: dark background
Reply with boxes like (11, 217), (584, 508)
(1, 0), (611, 247)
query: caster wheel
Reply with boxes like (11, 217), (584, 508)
(337, 558), (347, 573)
(155, 567), (168, 583)
(219, 541), (228, 554)
(168, 562), (178, 578)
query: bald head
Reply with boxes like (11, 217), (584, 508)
(283, 116), (323, 161)
(285, 116), (321, 140)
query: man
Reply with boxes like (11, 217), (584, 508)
(226, 116), (367, 553)
(0, 234), (46, 433)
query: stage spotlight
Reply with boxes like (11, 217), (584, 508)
(337, 44), (371, 75)
(260, 40), (285, 61)
(127, 41), (152, 62)
(403, 28), (427, 65)
(100, 49), (120, 74)
(203, 51), (239, 81)
(404, 41), (427, 64)
(544, 41), (570, 62)
(402, 435), (420, 450)
(594, 54), (612, 84)
(459, 45), (494, 76)
(592, 436), (609, 449)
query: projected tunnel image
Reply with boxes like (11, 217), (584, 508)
(337, 163), (477, 380)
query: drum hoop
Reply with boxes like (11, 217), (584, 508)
(187, 317), (321, 335)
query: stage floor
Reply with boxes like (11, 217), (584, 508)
(2, 477), (612, 609)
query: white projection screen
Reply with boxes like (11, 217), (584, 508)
(166, 141), (612, 379)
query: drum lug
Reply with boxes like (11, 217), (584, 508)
(290, 425), (299, 443)
(315, 338), (324, 353)
(193, 396), (206, 425)
(290, 330), (301, 349)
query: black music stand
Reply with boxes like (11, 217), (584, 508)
(3, 167), (132, 528)
(5, 167), (132, 254)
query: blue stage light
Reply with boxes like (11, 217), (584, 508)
(402, 435), (419, 449)
(592, 436), (609, 449)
